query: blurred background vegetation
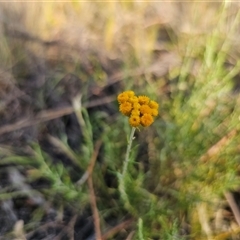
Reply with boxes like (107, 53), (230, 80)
(1, 1), (240, 239)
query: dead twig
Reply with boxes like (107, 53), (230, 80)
(68, 215), (78, 240)
(101, 219), (134, 240)
(224, 191), (240, 226)
(87, 140), (103, 240)
(125, 230), (136, 240)
(0, 95), (115, 136)
(25, 222), (65, 239)
(52, 214), (78, 240)
(88, 176), (102, 240)
(199, 129), (238, 162)
(76, 140), (102, 186)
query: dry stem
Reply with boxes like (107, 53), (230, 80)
(87, 140), (103, 240)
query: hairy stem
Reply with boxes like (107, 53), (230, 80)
(119, 127), (136, 214)
(122, 127), (136, 177)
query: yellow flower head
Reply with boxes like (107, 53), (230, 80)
(149, 100), (159, 109)
(117, 91), (159, 127)
(151, 109), (158, 116)
(119, 102), (132, 116)
(128, 96), (139, 104)
(138, 95), (150, 105)
(141, 114), (153, 127)
(131, 109), (140, 116)
(125, 90), (135, 98)
(117, 92), (129, 103)
(133, 102), (141, 110)
(129, 115), (140, 127)
(140, 104), (152, 115)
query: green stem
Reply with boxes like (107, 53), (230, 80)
(118, 127), (136, 215)
(122, 127), (136, 177)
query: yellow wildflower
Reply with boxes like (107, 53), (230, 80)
(117, 90), (159, 127)
(129, 115), (140, 127)
(140, 104), (152, 115)
(138, 95), (150, 105)
(125, 90), (135, 98)
(117, 92), (129, 103)
(131, 109), (140, 116)
(133, 103), (141, 109)
(119, 102), (132, 116)
(149, 100), (159, 109)
(128, 96), (139, 103)
(151, 109), (158, 116)
(141, 114), (153, 127)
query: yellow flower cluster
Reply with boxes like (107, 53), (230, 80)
(117, 90), (159, 127)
